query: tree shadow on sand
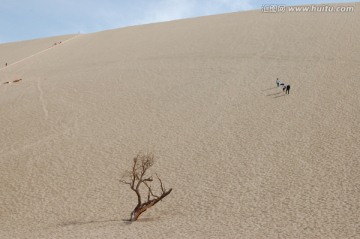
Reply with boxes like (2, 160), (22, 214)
(122, 216), (160, 225)
(59, 219), (123, 227)
(58, 216), (161, 228)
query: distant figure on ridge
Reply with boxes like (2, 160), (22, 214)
(286, 85), (291, 94)
(5, 63), (7, 67)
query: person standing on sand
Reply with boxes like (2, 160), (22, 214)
(276, 78), (280, 87)
(286, 85), (290, 94)
(5, 63), (7, 67)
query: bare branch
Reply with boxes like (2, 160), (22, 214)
(119, 179), (131, 185)
(120, 152), (172, 221)
(143, 181), (159, 199)
(142, 177), (153, 182)
(147, 189), (151, 201)
(156, 173), (165, 193)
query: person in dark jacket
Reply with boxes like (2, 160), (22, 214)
(286, 85), (290, 94)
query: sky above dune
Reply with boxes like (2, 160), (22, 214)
(0, 0), (357, 43)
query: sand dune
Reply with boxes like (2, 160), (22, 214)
(1, 3), (359, 238)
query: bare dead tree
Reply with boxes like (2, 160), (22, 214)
(120, 152), (172, 222)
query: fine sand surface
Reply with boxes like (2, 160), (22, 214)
(1, 3), (359, 239)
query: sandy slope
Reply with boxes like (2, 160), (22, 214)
(1, 3), (359, 239)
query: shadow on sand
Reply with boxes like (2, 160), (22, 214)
(59, 216), (161, 227)
(262, 87), (278, 91)
(59, 219), (123, 227)
(266, 92), (282, 97)
(263, 86), (286, 99)
(273, 94), (286, 98)
(121, 217), (160, 224)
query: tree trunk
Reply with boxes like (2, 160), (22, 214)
(130, 206), (148, 222)
(129, 188), (172, 221)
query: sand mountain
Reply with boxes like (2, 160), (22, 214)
(1, 3), (359, 238)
